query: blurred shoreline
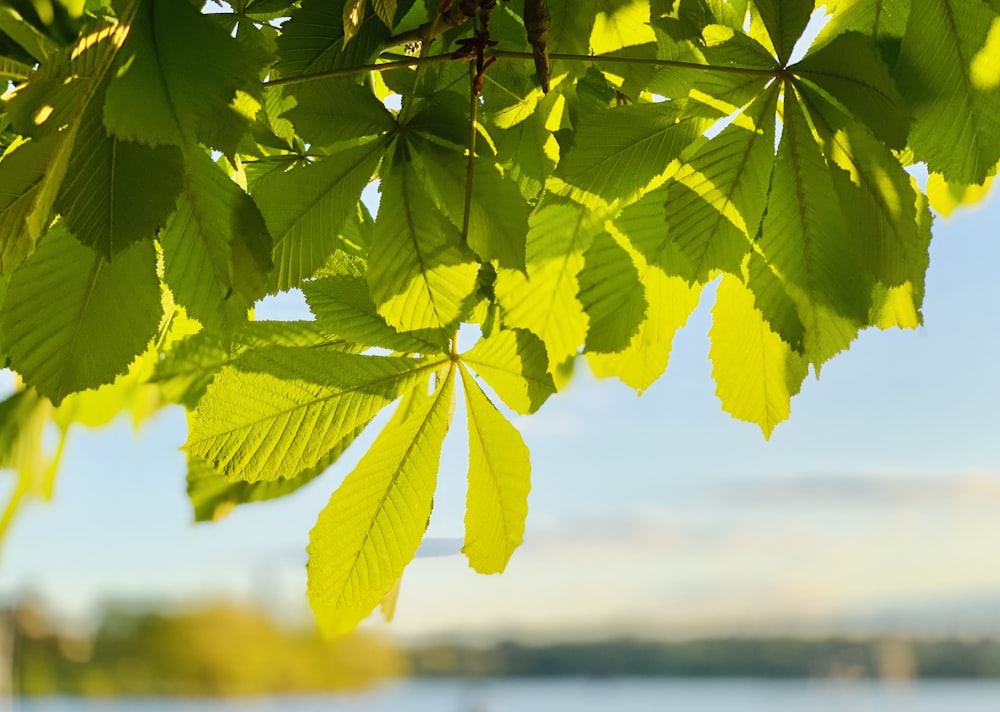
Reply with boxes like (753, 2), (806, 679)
(6, 599), (1000, 697)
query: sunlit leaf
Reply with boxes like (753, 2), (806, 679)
(308, 367), (454, 636)
(710, 274), (808, 438)
(188, 347), (440, 483)
(0, 224), (161, 403)
(460, 365), (530, 575)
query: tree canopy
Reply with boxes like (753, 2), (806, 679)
(0, 0), (998, 635)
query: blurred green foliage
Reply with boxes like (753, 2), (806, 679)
(9, 600), (407, 696)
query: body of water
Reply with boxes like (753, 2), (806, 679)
(10, 678), (1000, 712)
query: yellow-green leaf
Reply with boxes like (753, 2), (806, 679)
(460, 365), (530, 575)
(188, 348), (440, 483)
(461, 328), (556, 415)
(710, 274), (808, 438)
(307, 367), (455, 637)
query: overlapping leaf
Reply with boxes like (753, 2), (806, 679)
(578, 232), (647, 354)
(160, 151), (272, 333)
(0, 224), (161, 403)
(367, 142), (479, 332)
(752, 0), (815, 64)
(253, 138), (389, 291)
(664, 86), (778, 282)
(55, 89), (184, 257)
(588, 197), (703, 391)
(494, 200), (598, 369)
(752, 88), (868, 365)
(303, 259), (450, 354)
(895, 0), (1000, 184)
(104, 0), (260, 153)
(792, 30), (911, 149)
(554, 100), (710, 204)
(412, 142), (530, 269)
(281, 78), (397, 149)
(710, 274), (808, 437)
(461, 328), (556, 414)
(1, 19), (131, 259)
(188, 346), (440, 483)
(276, 0), (390, 77)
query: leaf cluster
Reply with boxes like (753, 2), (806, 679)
(0, 0), (997, 634)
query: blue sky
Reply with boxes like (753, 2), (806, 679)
(0, 185), (998, 640)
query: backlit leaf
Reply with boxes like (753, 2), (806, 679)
(0, 224), (161, 403)
(710, 274), (808, 438)
(253, 138), (388, 292)
(307, 367), (454, 636)
(494, 200), (597, 369)
(188, 347), (440, 483)
(103, 0), (260, 153)
(460, 365), (530, 575)
(160, 151), (272, 333)
(367, 143), (479, 332)
(896, 0), (1000, 183)
(461, 328), (556, 415)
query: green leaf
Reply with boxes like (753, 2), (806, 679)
(0, 20), (130, 260)
(103, 0), (260, 153)
(554, 101), (710, 204)
(459, 365), (530, 575)
(710, 274), (808, 438)
(578, 231), (647, 354)
(752, 0), (814, 64)
(755, 89), (867, 365)
(0, 6), (60, 63)
(342, 0), (367, 45)
(411, 141), (530, 270)
(816, 0), (910, 59)
(368, 143), (479, 332)
(807, 95), (932, 329)
(253, 139), (388, 292)
(792, 31), (911, 149)
(0, 223), (161, 404)
(0, 56), (34, 81)
(55, 90), (183, 257)
(153, 321), (340, 409)
(282, 78), (396, 149)
(187, 346), (440, 483)
(895, 0), (1000, 183)
(303, 270), (450, 354)
(494, 200), (597, 369)
(307, 366), (454, 637)
(160, 151), (272, 333)
(276, 0), (390, 77)
(0, 137), (56, 271)
(461, 328), (556, 415)
(372, 0), (398, 28)
(665, 86), (778, 282)
(588, 202), (702, 392)
(187, 428), (362, 521)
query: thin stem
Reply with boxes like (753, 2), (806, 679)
(463, 61), (478, 240)
(492, 50), (780, 76)
(264, 49), (779, 88)
(264, 54), (458, 87)
(400, 1), (448, 123)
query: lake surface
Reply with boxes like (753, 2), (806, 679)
(10, 678), (1000, 711)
